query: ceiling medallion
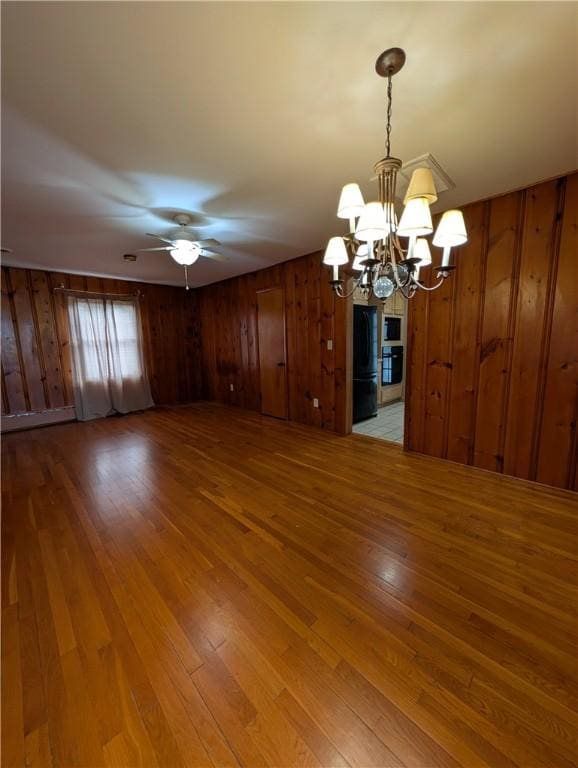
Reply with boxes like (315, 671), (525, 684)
(323, 47), (468, 300)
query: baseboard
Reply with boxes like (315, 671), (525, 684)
(1, 406), (77, 433)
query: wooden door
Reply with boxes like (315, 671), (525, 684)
(257, 288), (288, 419)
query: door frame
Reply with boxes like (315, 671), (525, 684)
(334, 280), (353, 435)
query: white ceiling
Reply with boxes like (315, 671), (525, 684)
(2, 2), (577, 288)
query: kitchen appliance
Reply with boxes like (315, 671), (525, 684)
(383, 315), (401, 342)
(353, 305), (378, 422)
(382, 345), (404, 385)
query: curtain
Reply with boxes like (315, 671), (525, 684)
(67, 295), (154, 421)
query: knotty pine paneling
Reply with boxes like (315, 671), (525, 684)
(406, 171), (577, 490)
(1, 268), (201, 416)
(473, 191), (523, 473)
(196, 251), (349, 432)
(536, 174), (578, 488)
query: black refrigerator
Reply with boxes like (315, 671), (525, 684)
(353, 305), (378, 423)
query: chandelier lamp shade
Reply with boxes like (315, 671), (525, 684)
(397, 197), (433, 237)
(322, 47), (468, 300)
(337, 183), (366, 220)
(414, 238), (432, 266)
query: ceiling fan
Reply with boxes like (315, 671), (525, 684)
(137, 213), (226, 289)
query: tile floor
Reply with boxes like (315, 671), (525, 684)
(353, 400), (404, 444)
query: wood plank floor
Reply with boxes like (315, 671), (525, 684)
(2, 403), (577, 768)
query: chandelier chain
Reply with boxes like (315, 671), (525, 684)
(385, 74), (393, 158)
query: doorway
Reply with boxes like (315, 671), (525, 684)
(257, 287), (288, 419)
(350, 288), (406, 444)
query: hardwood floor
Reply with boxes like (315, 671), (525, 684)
(2, 403), (577, 768)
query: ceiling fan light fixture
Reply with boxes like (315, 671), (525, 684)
(142, 218), (224, 288)
(170, 245), (200, 266)
(173, 239), (195, 251)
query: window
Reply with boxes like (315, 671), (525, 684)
(72, 298), (143, 382)
(67, 295), (153, 421)
(111, 302), (141, 379)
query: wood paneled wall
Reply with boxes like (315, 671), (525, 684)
(406, 171), (577, 490)
(1, 268), (201, 416)
(196, 252), (351, 432)
(4, 172), (575, 489)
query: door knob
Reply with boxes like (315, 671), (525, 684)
(277, 361), (285, 367)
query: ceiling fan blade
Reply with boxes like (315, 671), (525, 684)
(201, 250), (228, 261)
(136, 246), (172, 252)
(194, 238), (221, 249)
(146, 233), (175, 246)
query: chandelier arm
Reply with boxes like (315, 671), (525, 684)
(388, 239), (408, 288)
(392, 232), (408, 255)
(411, 275), (446, 292)
(334, 273), (364, 299)
(392, 234), (410, 274)
(375, 239), (384, 267)
(397, 282), (413, 299)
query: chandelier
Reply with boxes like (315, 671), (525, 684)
(323, 47), (468, 300)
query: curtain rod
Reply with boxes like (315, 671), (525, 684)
(53, 285), (142, 299)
